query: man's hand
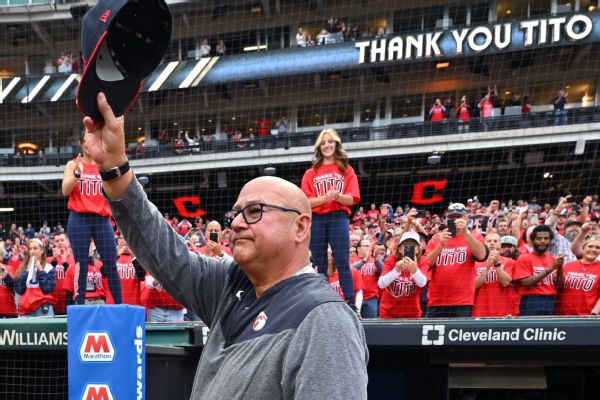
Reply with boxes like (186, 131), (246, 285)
(488, 250), (500, 267)
(82, 92), (127, 169)
(552, 254), (566, 271)
(438, 229), (452, 246)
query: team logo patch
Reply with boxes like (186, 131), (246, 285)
(422, 324), (445, 346)
(79, 331), (115, 362)
(252, 311), (268, 331)
(82, 383), (114, 400)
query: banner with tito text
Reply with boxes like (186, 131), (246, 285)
(67, 305), (145, 400)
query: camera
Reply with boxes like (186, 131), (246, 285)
(427, 154), (441, 165)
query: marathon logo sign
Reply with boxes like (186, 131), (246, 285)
(357, 13), (596, 64)
(421, 324), (567, 346)
(68, 305), (146, 400)
(80, 332), (115, 362)
(82, 384), (114, 400)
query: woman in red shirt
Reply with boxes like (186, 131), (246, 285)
(457, 95), (471, 133)
(378, 232), (429, 318)
(301, 128), (361, 312)
(556, 237), (600, 316)
(14, 238), (56, 316)
(62, 134), (122, 305)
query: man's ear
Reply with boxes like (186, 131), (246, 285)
(295, 214), (311, 244)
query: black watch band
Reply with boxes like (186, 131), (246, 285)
(100, 161), (130, 181)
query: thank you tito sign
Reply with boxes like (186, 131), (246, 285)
(356, 13), (597, 64)
(67, 305), (146, 400)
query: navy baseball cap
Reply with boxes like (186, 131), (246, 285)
(77, 0), (172, 121)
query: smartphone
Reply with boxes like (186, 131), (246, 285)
(416, 209), (426, 218)
(209, 232), (219, 242)
(447, 219), (457, 237)
(404, 244), (415, 260)
(530, 214), (539, 225)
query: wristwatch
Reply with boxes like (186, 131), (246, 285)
(99, 161), (130, 181)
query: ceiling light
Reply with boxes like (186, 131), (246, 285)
(243, 44), (267, 52)
(0, 208), (14, 212)
(435, 61), (450, 69)
(506, 9), (511, 14)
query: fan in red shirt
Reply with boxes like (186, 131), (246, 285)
(64, 256), (110, 305)
(328, 249), (364, 313)
(116, 237), (145, 306)
(199, 221), (233, 258)
(46, 232), (75, 315)
(0, 246), (17, 317)
(556, 237), (600, 316)
(472, 233), (517, 317)
(301, 128), (361, 315)
(428, 98), (446, 122)
(62, 135), (122, 306)
(457, 95), (471, 133)
(378, 232), (429, 319)
(424, 203), (488, 318)
(143, 273), (185, 322)
(365, 204), (380, 220)
(513, 224), (565, 316)
(351, 239), (383, 318)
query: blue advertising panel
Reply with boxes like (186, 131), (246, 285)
(67, 305), (145, 400)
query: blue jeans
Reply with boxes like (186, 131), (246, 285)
(148, 307), (184, 322)
(426, 305), (472, 318)
(520, 295), (555, 316)
(554, 109), (567, 125)
(22, 304), (54, 317)
(310, 212), (354, 302)
(67, 211), (122, 305)
(361, 297), (379, 318)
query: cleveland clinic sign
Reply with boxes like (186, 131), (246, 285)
(355, 13), (597, 64)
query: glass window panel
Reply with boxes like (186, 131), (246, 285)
(470, 2), (490, 25)
(361, 102), (377, 123)
(298, 104), (325, 128)
(497, 0), (528, 21)
(449, 5), (468, 28)
(391, 94), (422, 119)
(393, 8), (423, 34)
(530, 0), (552, 17)
(325, 102), (353, 124)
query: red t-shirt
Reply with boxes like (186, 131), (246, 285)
(425, 234), (484, 306)
(301, 164), (361, 216)
(0, 264), (17, 315)
(257, 117), (270, 136)
(513, 252), (557, 296)
(430, 105), (445, 122)
(366, 210), (380, 220)
(47, 253), (74, 314)
(457, 103), (471, 122)
(142, 274), (183, 310)
(479, 100), (494, 118)
(556, 260), (600, 316)
(67, 161), (111, 217)
(379, 255), (430, 319)
(117, 254), (142, 306)
(64, 259), (109, 300)
(198, 244), (233, 258)
(328, 268), (364, 301)
(356, 257), (381, 300)
(472, 256), (520, 317)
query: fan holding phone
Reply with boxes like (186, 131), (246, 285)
(378, 232), (430, 319)
(199, 221), (232, 259)
(423, 203), (489, 318)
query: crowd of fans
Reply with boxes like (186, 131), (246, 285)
(296, 18), (385, 47)
(1, 192), (599, 320)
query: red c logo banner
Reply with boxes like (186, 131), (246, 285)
(410, 180), (448, 205)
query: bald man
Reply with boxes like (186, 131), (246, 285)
(82, 93), (368, 400)
(199, 220), (232, 258)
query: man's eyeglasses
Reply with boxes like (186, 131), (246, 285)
(224, 203), (301, 228)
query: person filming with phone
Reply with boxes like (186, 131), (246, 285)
(378, 232), (429, 319)
(198, 220), (232, 259)
(424, 203), (488, 318)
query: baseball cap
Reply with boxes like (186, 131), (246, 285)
(500, 236), (518, 247)
(399, 231), (420, 245)
(447, 202), (468, 217)
(77, 0), (172, 121)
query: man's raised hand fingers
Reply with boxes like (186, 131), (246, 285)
(96, 92), (118, 126)
(83, 116), (100, 133)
